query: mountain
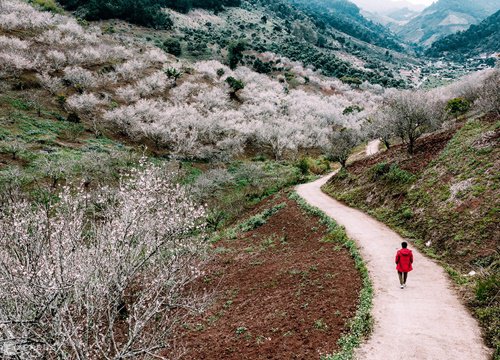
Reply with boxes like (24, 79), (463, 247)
(397, 0), (500, 46)
(350, 0), (425, 14)
(288, 0), (404, 51)
(352, 1), (423, 34)
(386, 7), (421, 22)
(156, 0), (416, 87)
(426, 10), (500, 59)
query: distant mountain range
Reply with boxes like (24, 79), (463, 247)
(396, 0), (500, 46)
(289, 0), (405, 51)
(426, 9), (500, 58)
(350, 0), (426, 14)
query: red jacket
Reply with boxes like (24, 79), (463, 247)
(395, 248), (413, 272)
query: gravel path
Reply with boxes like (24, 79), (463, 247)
(295, 142), (491, 360)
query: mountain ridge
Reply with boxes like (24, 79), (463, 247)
(397, 0), (500, 46)
(426, 9), (500, 59)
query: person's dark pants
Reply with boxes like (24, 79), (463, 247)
(398, 271), (408, 285)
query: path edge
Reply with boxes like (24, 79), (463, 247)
(290, 191), (373, 360)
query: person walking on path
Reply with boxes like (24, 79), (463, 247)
(396, 242), (413, 289)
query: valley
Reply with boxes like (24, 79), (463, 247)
(0, 0), (498, 359)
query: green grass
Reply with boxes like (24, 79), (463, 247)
(0, 96), (138, 192)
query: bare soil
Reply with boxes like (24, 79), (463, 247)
(174, 193), (361, 360)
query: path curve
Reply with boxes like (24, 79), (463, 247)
(296, 168), (491, 359)
(366, 139), (380, 156)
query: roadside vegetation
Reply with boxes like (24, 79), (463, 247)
(323, 114), (499, 356)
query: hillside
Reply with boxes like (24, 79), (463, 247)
(426, 10), (500, 60)
(397, 0), (500, 47)
(288, 0), (404, 51)
(56, 0), (416, 87)
(1, 0), (499, 359)
(323, 114), (500, 355)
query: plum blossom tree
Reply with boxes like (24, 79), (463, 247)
(365, 111), (394, 150)
(384, 90), (442, 154)
(0, 162), (208, 359)
(476, 69), (500, 116)
(324, 128), (360, 168)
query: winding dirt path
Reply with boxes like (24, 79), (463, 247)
(295, 143), (491, 360)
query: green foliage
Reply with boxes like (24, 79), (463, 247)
(30, 0), (64, 13)
(225, 77), (245, 92)
(371, 163), (414, 184)
(296, 157), (330, 175)
(384, 165), (415, 184)
(445, 97), (471, 118)
(162, 38), (182, 56)
(340, 76), (362, 87)
(342, 105), (364, 115)
(165, 67), (182, 79)
(58, 0), (174, 29)
(163, 0), (241, 13)
(216, 68), (225, 77)
(253, 58), (273, 74)
(227, 40), (246, 70)
(237, 203), (286, 233)
(475, 274), (499, 304)
(370, 162), (390, 180)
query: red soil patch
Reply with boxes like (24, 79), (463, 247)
(174, 194), (361, 359)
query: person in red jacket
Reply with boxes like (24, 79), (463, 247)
(395, 242), (413, 289)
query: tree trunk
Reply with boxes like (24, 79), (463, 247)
(408, 137), (415, 155)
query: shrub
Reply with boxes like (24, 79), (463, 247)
(475, 275), (499, 304)
(445, 97), (471, 118)
(253, 58), (273, 74)
(384, 165), (415, 184)
(371, 162), (390, 180)
(162, 37), (182, 56)
(227, 40), (246, 69)
(226, 76), (245, 92)
(216, 68), (225, 77)
(343, 105), (364, 115)
(30, 0), (63, 13)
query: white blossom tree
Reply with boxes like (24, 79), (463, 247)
(384, 90), (443, 154)
(0, 162), (209, 359)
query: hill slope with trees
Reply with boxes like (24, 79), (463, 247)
(56, 0), (416, 87)
(397, 0), (500, 46)
(426, 10), (500, 59)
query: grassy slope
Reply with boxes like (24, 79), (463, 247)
(322, 115), (499, 356)
(0, 90), (138, 192)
